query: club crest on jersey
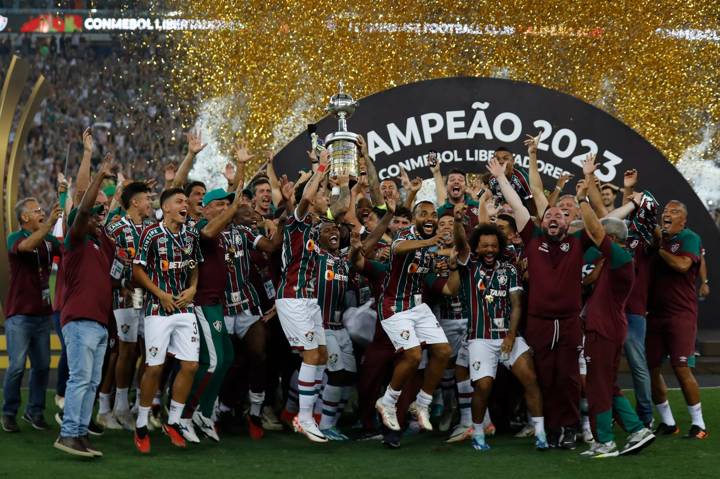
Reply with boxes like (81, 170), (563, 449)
(109, 338), (116, 348)
(560, 242), (570, 252)
(149, 346), (159, 357)
(498, 273), (507, 285)
(121, 324), (130, 334)
(305, 331), (315, 342)
(670, 243), (680, 253)
(213, 320), (223, 332)
(472, 361), (481, 371)
(400, 330), (410, 340)
(329, 353), (338, 365)
(629, 239), (639, 249)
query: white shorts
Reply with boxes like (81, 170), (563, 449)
(143, 313), (200, 367)
(468, 337), (530, 382)
(224, 311), (261, 339)
(381, 303), (448, 352)
(440, 318), (468, 358)
(114, 308), (142, 343)
(456, 340), (469, 368)
(276, 298), (326, 351)
(325, 328), (357, 373)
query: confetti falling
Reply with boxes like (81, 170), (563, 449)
(133, 0), (719, 178)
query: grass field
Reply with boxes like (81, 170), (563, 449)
(0, 389), (717, 478)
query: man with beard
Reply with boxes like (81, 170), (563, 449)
(449, 213), (547, 452)
(487, 156), (599, 449)
(646, 200), (707, 439)
(436, 168), (479, 233)
(600, 184), (619, 213)
(375, 200), (452, 433)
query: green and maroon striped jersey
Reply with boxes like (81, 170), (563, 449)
(277, 208), (319, 299)
(134, 222), (203, 316)
(317, 249), (349, 328)
(435, 253), (465, 321)
(221, 224), (263, 316)
(380, 226), (437, 320)
(458, 256), (522, 340)
(106, 217), (155, 309)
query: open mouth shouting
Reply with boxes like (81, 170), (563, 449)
(329, 234), (339, 248)
(179, 208), (188, 220)
(547, 219), (561, 236)
(422, 221), (436, 236)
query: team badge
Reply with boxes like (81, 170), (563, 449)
(109, 338), (116, 349)
(560, 242), (570, 252)
(498, 274), (507, 285)
(630, 239), (639, 249)
(305, 331), (315, 342)
(472, 361), (481, 371)
(400, 330), (410, 340)
(188, 259), (197, 269)
(121, 324), (130, 334)
(213, 320), (223, 332)
(329, 353), (338, 365)
(670, 243), (680, 253)
(149, 346), (159, 357)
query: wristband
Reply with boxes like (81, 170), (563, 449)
(448, 266), (458, 271)
(555, 185), (562, 191)
(578, 197), (589, 204)
(317, 164), (327, 174)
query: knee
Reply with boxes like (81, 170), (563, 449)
(182, 361), (200, 376)
(404, 347), (422, 366)
(432, 343), (452, 362)
(672, 366), (695, 382)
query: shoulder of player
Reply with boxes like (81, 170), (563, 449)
(6, 229), (29, 251)
(678, 227), (700, 242)
(496, 261), (518, 276)
(140, 225), (164, 241)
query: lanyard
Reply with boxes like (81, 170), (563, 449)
(160, 222), (188, 255)
(122, 217), (143, 241)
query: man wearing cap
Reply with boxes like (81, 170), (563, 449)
(53, 162), (115, 458)
(180, 183), (247, 443)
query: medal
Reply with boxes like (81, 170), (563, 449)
(485, 294), (494, 303)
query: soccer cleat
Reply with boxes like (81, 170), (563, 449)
(162, 422), (187, 448)
(375, 399), (401, 432)
(247, 415), (265, 440)
(54, 435), (94, 458)
(536, 433), (549, 451)
(192, 411), (218, 442)
(280, 408), (297, 429)
(620, 427), (655, 455)
(292, 416), (328, 443)
(580, 440), (618, 458)
(471, 434), (491, 451)
(514, 424), (535, 438)
(134, 427), (151, 454)
(582, 427), (595, 444)
(446, 423), (473, 443)
(79, 435), (103, 457)
(560, 426), (577, 450)
(357, 430), (384, 441)
(654, 422), (679, 435)
(683, 425), (708, 440)
(485, 422), (496, 436)
(409, 402), (433, 432)
(261, 406), (283, 431)
(320, 426), (349, 441)
(95, 412), (122, 430)
(114, 409), (135, 431)
(178, 418), (201, 443)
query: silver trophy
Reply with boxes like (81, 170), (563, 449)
(324, 82), (360, 177)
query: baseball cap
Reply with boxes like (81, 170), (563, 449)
(202, 188), (235, 207)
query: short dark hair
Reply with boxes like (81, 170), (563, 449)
(439, 208), (454, 220)
(252, 177), (271, 193)
(494, 146), (511, 154)
(161, 187), (186, 206)
(496, 213), (517, 233)
(184, 181), (206, 198)
(393, 206), (412, 221)
(381, 177), (401, 189)
(121, 181), (151, 210)
(446, 168), (466, 181)
(469, 223), (507, 255)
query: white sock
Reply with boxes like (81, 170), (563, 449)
(688, 403), (705, 429)
(168, 399), (184, 425)
(457, 380), (472, 426)
(313, 370), (327, 416)
(133, 389), (141, 409)
(285, 369), (299, 413)
(532, 416), (546, 437)
(473, 422), (485, 438)
(114, 387), (130, 413)
(136, 406), (150, 429)
(382, 386), (401, 408)
(415, 390), (433, 408)
(98, 392), (112, 415)
(656, 400), (676, 426)
(319, 385), (342, 429)
(297, 363), (318, 422)
(249, 391), (265, 417)
(482, 408), (492, 427)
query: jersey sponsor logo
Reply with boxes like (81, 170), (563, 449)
(629, 239), (639, 249)
(160, 259), (169, 271)
(407, 263), (430, 274)
(127, 247), (136, 258)
(560, 242), (570, 252)
(488, 289), (507, 297)
(149, 346), (159, 357)
(306, 239), (315, 251)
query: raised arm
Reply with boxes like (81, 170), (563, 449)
(607, 192), (640, 219)
(227, 140), (253, 192)
(622, 169), (638, 205)
(429, 152), (446, 205)
(172, 129), (207, 188)
(584, 155), (609, 218)
(576, 156), (605, 246)
(297, 149), (330, 219)
(69, 160), (113, 245)
(524, 133), (549, 215)
(362, 199), (395, 252)
(265, 152), (284, 207)
(329, 175), (351, 219)
(201, 185), (245, 239)
(547, 172), (573, 208)
(453, 204), (470, 263)
(442, 255), (460, 296)
(358, 135), (384, 206)
(17, 203), (62, 252)
(487, 158), (530, 231)
(74, 127), (94, 204)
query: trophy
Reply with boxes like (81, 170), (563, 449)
(324, 82), (360, 177)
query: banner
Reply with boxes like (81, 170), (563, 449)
(274, 77), (720, 328)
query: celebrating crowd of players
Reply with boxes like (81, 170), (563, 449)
(1, 127), (711, 459)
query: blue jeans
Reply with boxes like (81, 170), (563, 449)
(60, 320), (107, 437)
(2, 314), (51, 418)
(624, 313), (653, 425)
(52, 312), (69, 397)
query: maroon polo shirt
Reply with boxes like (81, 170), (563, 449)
(648, 228), (701, 318)
(61, 232), (114, 328)
(194, 218), (227, 306)
(520, 222), (592, 319)
(5, 229), (61, 318)
(624, 237), (653, 316)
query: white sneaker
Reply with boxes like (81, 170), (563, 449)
(261, 406), (283, 431)
(113, 409), (135, 431)
(192, 410), (220, 442)
(375, 398), (400, 431)
(582, 427), (595, 444)
(178, 418), (200, 443)
(54, 394), (64, 411)
(446, 423), (473, 443)
(580, 441), (618, 458)
(95, 412), (123, 430)
(620, 428), (655, 455)
(292, 416), (328, 443)
(514, 424), (535, 438)
(409, 402), (433, 431)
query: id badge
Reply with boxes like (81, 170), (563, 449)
(110, 258), (124, 280)
(230, 291), (241, 304)
(359, 287), (371, 305)
(492, 317), (506, 330)
(413, 294), (423, 305)
(264, 280), (276, 299)
(41, 288), (51, 305)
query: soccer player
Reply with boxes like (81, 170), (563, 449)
(646, 200), (708, 439)
(103, 181), (154, 430)
(375, 200), (452, 433)
(449, 212), (547, 451)
(54, 162), (115, 458)
(488, 155), (599, 449)
(132, 187), (203, 453)
(2, 198), (62, 433)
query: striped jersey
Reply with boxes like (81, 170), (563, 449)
(435, 254), (465, 321)
(380, 226), (438, 320)
(134, 222), (203, 316)
(317, 248), (349, 328)
(277, 208), (319, 299)
(106, 216), (154, 309)
(457, 256), (522, 340)
(221, 223), (263, 316)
